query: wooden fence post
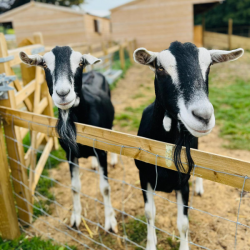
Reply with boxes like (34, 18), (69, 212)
(0, 33), (33, 223)
(128, 40), (134, 64)
(0, 121), (20, 240)
(228, 18), (233, 50)
(119, 44), (125, 70)
(202, 16), (205, 47)
(134, 39), (137, 50)
(102, 42), (108, 70)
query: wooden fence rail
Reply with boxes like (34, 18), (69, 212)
(1, 106), (250, 193)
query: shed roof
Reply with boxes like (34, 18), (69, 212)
(0, 1), (86, 19)
(111, 0), (223, 12)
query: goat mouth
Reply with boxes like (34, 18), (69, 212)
(56, 99), (75, 109)
(60, 101), (73, 106)
(178, 114), (213, 137)
(193, 129), (210, 133)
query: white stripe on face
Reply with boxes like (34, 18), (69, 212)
(198, 47), (212, 81)
(70, 51), (83, 75)
(157, 50), (180, 85)
(43, 51), (55, 75)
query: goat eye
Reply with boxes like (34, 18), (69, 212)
(79, 62), (83, 67)
(157, 66), (165, 72)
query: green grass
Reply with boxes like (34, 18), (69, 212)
(120, 215), (179, 250)
(0, 235), (76, 250)
(115, 97), (155, 130)
(209, 78), (250, 150)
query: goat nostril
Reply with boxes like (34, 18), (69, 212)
(192, 109), (212, 122)
(56, 89), (70, 97)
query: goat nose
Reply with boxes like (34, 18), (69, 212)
(192, 103), (214, 122)
(56, 89), (70, 97)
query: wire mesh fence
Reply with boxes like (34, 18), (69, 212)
(1, 110), (250, 250)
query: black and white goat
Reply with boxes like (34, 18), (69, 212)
(133, 42), (243, 250)
(19, 46), (118, 232)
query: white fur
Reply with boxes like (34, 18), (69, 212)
(73, 96), (80, 107)
(110, 153), (118, 166)
(91, 156), (99, 170)
(157, 50), (179, 84)
(70, 158), (82, 228)
(176, 191), (189, 250)
(195, 177), (204, 196)
(60, 110), (75, 143)
(99, 167), (117, 233)
(43, 51), (56, 73)
(70, 51), (83, 74)
(178, 97), (215, 138)
(145, 184), (157, 250)
(163, 115), (172, 132)
(198, 48), (212, 80)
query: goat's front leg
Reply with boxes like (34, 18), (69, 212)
(98, 151), (118, 233)
(69, 157), (82, 228)
(143, 182), (157, 250)
(195, 177), (204, 196)
(176, 183), (190, 250)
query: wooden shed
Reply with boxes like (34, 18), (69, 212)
(0, 1), (111, 46)
(111, 0), (222, 51)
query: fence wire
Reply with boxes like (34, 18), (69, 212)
(1, 112), (250, 250)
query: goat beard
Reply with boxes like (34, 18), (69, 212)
(56, 109), (79, 157)
(173, 123), (195, 185)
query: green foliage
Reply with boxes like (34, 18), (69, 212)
(0, 234), (76, 250)
(195, 0), (250, 28)
(0, 0), (84, 14)
(209, 78), (250, 150)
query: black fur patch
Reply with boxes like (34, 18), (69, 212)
(52, 46), (73, 84)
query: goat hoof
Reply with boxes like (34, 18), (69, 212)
(111, 164), (116, 169)
(105, 218), (118, 234)
(70, 213), (81, 229)
(108, 225), (118, 234)
(196, 192), (202, 197)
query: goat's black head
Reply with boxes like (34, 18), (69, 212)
(19, 46), (102, 110)
(134, 42), (244, 138)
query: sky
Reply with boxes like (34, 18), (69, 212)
(80, 0), (134, 17)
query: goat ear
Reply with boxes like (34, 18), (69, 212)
(19, 51), (44, 67)
(133, 47), (158, 66)
(82, 54), (102, 65)
(209, 48), (244, 64)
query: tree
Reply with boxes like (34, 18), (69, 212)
(195, 0), (250, 29)
(0, 0), (84, 14)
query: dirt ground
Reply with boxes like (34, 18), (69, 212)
(29, 64), (250, 250)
